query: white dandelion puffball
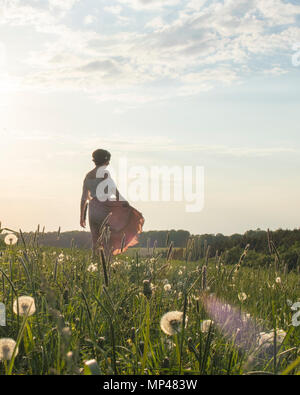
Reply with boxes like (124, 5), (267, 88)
(275, 277), (282, 284)
(0, 338), (18, 361)
(160, 311), (188, 336)
(111, 260), (121, 268)
(13, 296), (36, 316)
(164, 284), (172, 292)
(4, 233), (18, 246)
(257, 329), (287, 351)
(201, 319), (214, 333)
(87, 263), (98, 272)
(238, 292), (247, 302)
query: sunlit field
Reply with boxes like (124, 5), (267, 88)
(0, 228), (299, 375)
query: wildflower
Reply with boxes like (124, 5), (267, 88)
(111, 260), (121, 268)
(87, 263), (97, 272)
(238, 292), (247, 302)
(164, 283), (172, 292)
(160, 311), (188, 336)
(275, 277), (282, 284)
(58, 253), (64, 263)
(200, 319), (214, 333)
(4, 233), (18, 246)
(0, 338), (18, 361)
(84, 359), (100, 374)
(13, 296), (36, 316)
(66, 351), (73, 361)
(178, 270), (183, 276)
(165, 338), (176, 350)
(62, 327), (71, 338)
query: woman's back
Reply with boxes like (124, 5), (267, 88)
(84, 166), (116, 201)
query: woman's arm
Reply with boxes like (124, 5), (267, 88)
(80, 178), (89, 228)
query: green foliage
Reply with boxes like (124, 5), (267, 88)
(0, 237), (299, 375)
(282, 250), (299, 271)
(224, 246), (243, 265)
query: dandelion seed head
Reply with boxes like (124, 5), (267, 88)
(13, 296), (36, 316)
(257, 329), (286, 350)
(201, 319), (214, 333)
(87, 263), (97, 272)
(238, 292), (247, 302)
(160, 311), (188, 336)
(111, 260), (121, 268)
(0, 338), (18, 361)
(275, 277), (282, 284)
(4, 233), (18, 245)
(164, 284), (172, 292)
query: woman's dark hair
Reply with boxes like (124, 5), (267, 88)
(92, 149), (111, 166)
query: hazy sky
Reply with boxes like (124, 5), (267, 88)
(0, 0), (300, 235)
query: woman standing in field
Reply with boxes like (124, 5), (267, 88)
(80, 149), (144, 256)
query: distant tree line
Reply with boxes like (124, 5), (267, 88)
(1, 228), (300, 270)
(0, 227), (298, 251)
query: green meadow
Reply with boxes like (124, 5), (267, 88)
(0, 231), (299, 375)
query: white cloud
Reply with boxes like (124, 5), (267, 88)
(263, 66), (288, 76)
(84, 14), (97, 25)
(81, 134), (299, 157)
(182, 68), (239, 85)
(117, 0), (180, 10)
(145, 16), (165, 31)
(48, 0), (80, 12)
(255, 0), (300, 25)
(1, 0), (300, 104)
(104, 5), (123, 15)
(103, 5), (130, 24)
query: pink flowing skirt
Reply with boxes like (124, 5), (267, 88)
(88, 198), (144, 255)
